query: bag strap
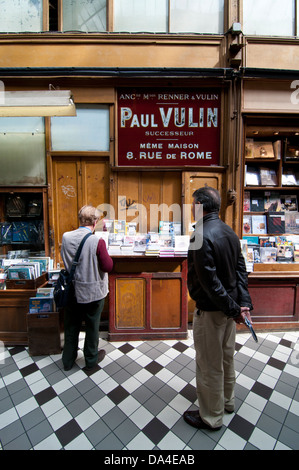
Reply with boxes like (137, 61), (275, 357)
(68, 232), (92, 280)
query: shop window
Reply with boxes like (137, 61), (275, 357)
(114, 0), (224, 34)
(243, 0), (295, 36)
(62, 0), (106, 32)
(114, 0), (168, 33)
(51, 104), (110, 151)
(0, 117), (46, 186)
(170, 0), (224, 34)
(0, 0), (43, 32)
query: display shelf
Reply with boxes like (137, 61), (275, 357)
(108, 256), (188, 341)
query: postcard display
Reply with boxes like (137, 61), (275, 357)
(242, 126), (299, 325)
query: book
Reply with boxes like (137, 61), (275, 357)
(250, 192), (264, 212)
(159, 246), (175, 257)
(273, 140), (281, 160)
(242, 236), (259, 245)
(264, 192), (282, 212)
(260, 167), (277, 186)
(260, 247), (277, 263)
(280, 195), (297, 211)
(243, 191), (251, 212)
(276, 244), (294, 262)
(36, 287), (55, 297)
(245, 166), (260, 186)
(267, 212), (285, 234)
(159, 221), (174, 234)
(285, 212), (299, 234)
(1, 222), (13, 244)
(174, 235), (190, 256)
(28, 199), (42, 216)
(245, 138), (254, 158)
(251, 215), (267, 234)
(159, 233), (174, 248)
(47, 269), (60, 286)
(28, 257), (51, 273)
(253, 141), (275, 159)
(114, 220), (126, 234)
(240, 239), (248, 262)
(108, 233), (124, 247)
(133, 234), (147, 253)
(102, 219), (114, 233)
(145, 233), (160, 256)
(284, 138), (299, 160)
(8, 266), (33, 280)
(29, 297), (53, 314)
(247, 244), (261, 263)
(94, 231), (109, 248)
(281, 170), (299, 186)
(243, 215), (252, 234)
(126, 222), (137, 235)
(11, 221), (41, 243)
(6, 195), (26, 217)
(172, 222), (181, 235)
(259, 236), (276, 247)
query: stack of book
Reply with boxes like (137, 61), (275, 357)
(242, 234), (299, 270)
(145, 233), (160, 256)
(174, 235), (190, 256)
(29, 287), (55, 314)
(244, 191), (298, 213)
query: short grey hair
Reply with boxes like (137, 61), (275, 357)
(78, 205), (101, 226)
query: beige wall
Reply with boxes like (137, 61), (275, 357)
(0, 35), (224, 69)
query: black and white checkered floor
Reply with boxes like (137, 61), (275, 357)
(0, 328), (299, 450)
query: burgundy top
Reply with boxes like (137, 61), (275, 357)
(96, 238), (113, 273)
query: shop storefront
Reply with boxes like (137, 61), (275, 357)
(241, 76), (299, 328)
(0, 70), (239, 344)
(1, 0), (299, 345)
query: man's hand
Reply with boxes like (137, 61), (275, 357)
(234, 306), (252, 324)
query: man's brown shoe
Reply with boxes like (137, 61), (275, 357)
(183, 410), (222, 431)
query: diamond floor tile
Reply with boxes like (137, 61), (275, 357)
(0, 328), (298, 450)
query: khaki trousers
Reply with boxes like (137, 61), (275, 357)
(193, 309), (236, 429)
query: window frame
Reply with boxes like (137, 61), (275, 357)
(241, 0), (298, 37)
(46, 0), (227, 34)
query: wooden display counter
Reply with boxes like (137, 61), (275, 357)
(108, 256), (188, 341)
(0, 274), (47, 345)
(0, 288), (37, 345)
(248, 264), (299, 330)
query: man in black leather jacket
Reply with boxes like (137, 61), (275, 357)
(184, 186), (253, 431)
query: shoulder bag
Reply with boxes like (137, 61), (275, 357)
(54, 232), (92, 309)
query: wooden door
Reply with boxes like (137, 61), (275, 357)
(51, 157), (109, 266)
(183, 171), (224, 235)
(183, 171), (224, 318)
(113, 171), (182, 233)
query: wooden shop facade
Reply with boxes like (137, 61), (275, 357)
(0, 1), (299, 345)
